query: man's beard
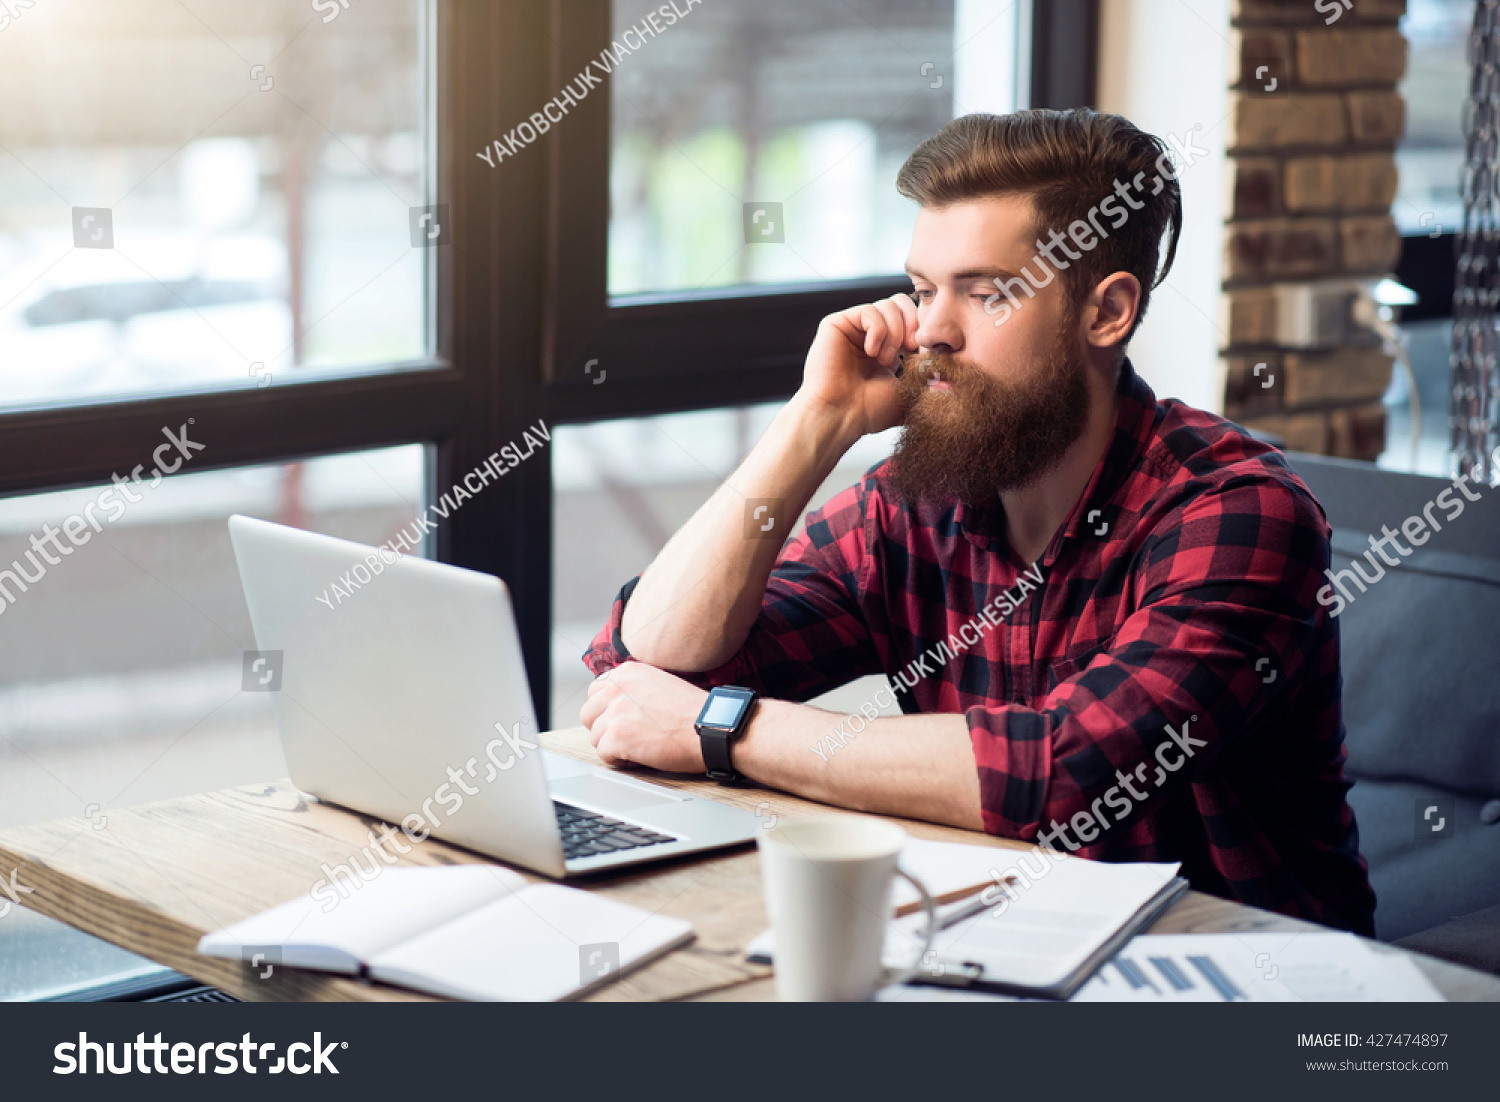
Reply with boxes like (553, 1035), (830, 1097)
(886, 326), (1091, 505)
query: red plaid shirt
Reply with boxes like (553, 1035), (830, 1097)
(585, 362), (1376, 936)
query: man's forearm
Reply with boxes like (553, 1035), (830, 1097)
(734, 699), (985, 831)
(621, 394), (862, 671)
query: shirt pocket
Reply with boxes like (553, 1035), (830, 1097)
(1043, 642), (1110, 694)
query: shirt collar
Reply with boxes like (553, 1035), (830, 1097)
(955, 358), (1159, 565)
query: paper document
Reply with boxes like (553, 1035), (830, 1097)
(882, 853), (1184, 993)
(752, 842), (1185, 999)
(1069, 932), (1444, 1002)
(889, 837), (1025, 912)
(875, 932), (1445, 1002)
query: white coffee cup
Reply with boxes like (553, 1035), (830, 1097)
(758, 816), (937, 1001)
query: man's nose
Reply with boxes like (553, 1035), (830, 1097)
(914, 294), (964, 355)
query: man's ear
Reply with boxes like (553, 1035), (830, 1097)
(1084, 272), (1142, 349)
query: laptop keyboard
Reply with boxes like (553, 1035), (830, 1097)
(554, 802), (676, 861)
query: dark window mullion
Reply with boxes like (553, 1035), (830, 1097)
(441, 0), (559, 719)
(0, 365), (463, 498)
(1030, 0), (1100, 110)
(538, 362), (807, 425)
(588, 278), (913, 382)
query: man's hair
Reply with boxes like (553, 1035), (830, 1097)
(895, 109), (1182, 342)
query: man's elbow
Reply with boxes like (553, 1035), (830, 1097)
(619, 618), (729, 674)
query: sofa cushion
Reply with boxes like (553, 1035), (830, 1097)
(1331, 530), (1500, 800)
(1346, 777), (1500, 940)
(1393, 903), (1500, 976)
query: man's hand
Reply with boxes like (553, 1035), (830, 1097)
(615, 294), (918, 674)
(796, 293), (919, 439)
(580, 661), (709, 773)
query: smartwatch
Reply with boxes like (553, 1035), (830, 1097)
(695, 685), (758, 783)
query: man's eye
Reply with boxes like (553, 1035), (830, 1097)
(911, 289), (933, 302)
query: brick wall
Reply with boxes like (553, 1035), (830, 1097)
(1220, 0), (1407, 459)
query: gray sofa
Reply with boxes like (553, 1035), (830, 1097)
(1287, 452), (1500, 971)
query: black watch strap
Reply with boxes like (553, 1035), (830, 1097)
(701, 729), (739, 783)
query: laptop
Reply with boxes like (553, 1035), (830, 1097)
(227, 514), (758, 878)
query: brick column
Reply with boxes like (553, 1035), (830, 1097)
(1221, 0), (1407, 459)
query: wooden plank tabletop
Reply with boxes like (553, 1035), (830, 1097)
(1, 726), (1494, 1002)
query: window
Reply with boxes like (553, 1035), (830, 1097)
(0, 445), (422, 1001)
(542, 0), (1053, 404)
(0, 0), (458, 1002)
(0, 0), (437, 410)
(607, 0), (1031, 296)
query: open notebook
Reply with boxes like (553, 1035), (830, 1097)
(197, 866), (694, 1001)
(749, 838), (1187, 1000)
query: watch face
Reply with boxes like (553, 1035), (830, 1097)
(697, 687), (753, 730)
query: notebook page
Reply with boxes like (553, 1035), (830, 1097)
(368, 883), (694, 1001)
(197, 864), (528, 973)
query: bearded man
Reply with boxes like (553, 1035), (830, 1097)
(580, 108), (1376, 935)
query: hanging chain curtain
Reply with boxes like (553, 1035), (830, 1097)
(1453, 0), (1500, 483)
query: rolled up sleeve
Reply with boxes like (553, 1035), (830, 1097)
(967, 476), (1330, 843)
(583, 476), (886, 702)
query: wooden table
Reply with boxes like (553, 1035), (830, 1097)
(2, 727), (1495, 1002)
